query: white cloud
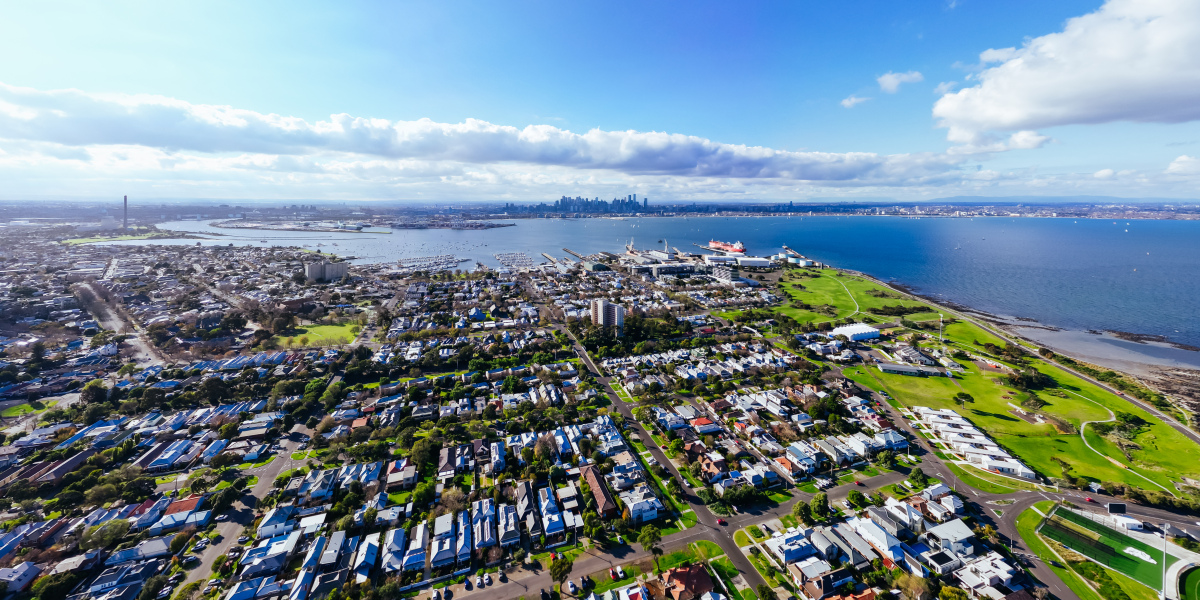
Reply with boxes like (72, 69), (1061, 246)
(0, 81), (983, 200)
(1093, 168), (1116, 179)
(877, 71), (924, 93)
(840, 95), (871, 108)
(933, 82), (958, 95)
(1167, 155), (1200, 174)
(934, 0), (1200, 144)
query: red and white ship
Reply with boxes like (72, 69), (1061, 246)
(707, 240), (746, 254)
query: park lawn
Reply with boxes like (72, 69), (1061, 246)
(388, 491), (411, 506)
(712, 558), (751, 600)
(657, 549), (698, 573)
(692, 540), (725, 559)
(680, 511), (698, 530)
(946, 463), (1017, 494)
(780, 516), (799, 529)
(767, 490), (792, 504)
(746, 525), (767, 542)
(276, 323), (360, 347)
(61, 231), (168, 245)
(948, 463), (1047, 494)
(846, 349), (1197, 492)
(1015, 507), (1105, 600)
(734, 530), (752, 547)
(774, 270), (935, 324)
(1, 400), (55, 418)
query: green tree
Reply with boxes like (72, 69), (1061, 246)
(638, 525), (663, 571)
(412, 481), (436, 507)
(411, 438), (439, 474)
(80, 519), (130, 550)
(136, 576), (169, 600)
(549, 556), (575, 591)
(939, 587), (969, 600)
(847, 490), (867, 509)
(757, 585), (778, 600)
(810, 492), (829, 521)
(791, 501), (813, 525)
(80, 379), (108, 405)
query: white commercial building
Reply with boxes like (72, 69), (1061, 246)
(828, 324), (880, 341)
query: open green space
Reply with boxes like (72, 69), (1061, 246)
(1015, 507), (1105, 600)
(657, 548), (698, 573)
(711, 557), (752, 600)
(692, 540), (725, 559)
(769, 270), (939, 324)
(1047, 507), (1177, 590)
(1, 399), (55, 418)
(734, 530), (751, 547)
(275, 323), (361, 347)
(949, 463), (1048, 493)
(61, 231), (179, 245)
(945, 463), (1020, 494)
(842, 329), (1200, 493)
(1181, 567), (1200, 600)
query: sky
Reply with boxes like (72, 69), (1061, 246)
(3, 0), (1200, 204)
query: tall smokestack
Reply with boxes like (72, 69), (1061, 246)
(123, 195), (128, 229)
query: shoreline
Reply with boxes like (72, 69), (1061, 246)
(845, 268), (1200, 416)
(851, 275), (1200, 375)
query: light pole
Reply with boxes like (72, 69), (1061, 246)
(1161, 522), (1168, 600)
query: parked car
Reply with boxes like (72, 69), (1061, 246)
(567, 581), (577, 595)
(609, 568), (618, 581)
(432, 590), (440, 600)
(476, 576), (483, 587)
(484, 574), (491, 585)
(238, 536), (250, 543)
(616, 566), (626, 579)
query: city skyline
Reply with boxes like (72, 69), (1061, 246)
(2, 0), (1200, 202)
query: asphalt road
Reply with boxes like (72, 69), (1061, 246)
(563, 328), (771, 595)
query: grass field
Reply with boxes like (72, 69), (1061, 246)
(61, 231), (176, 245)
(1016, 507), (1106, 600)
(711, 557), (754, 600)
(734, 530), (751, 547)
(0, 400), (54, 418)
(1180, 567), (1200, 600)
(1045, 507), (1177, 590)
(276, 323), (361, 347)
(947, 463), (1047, 494)
(770, 270), (940, 324)
(842, 323), (1200, 493)
(692, 540), (725, 559)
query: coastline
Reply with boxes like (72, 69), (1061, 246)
(843, 268), (1200, 416)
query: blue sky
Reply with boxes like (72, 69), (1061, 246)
(2, 0), (1199, 202)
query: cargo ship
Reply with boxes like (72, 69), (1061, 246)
(704, 240), (746, 254)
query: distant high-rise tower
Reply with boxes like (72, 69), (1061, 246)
(643, 198), (648, 209)
(123, 195), (128, 229)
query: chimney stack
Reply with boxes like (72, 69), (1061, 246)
(123, 195), (128, 229)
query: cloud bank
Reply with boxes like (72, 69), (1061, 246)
(934, 0), (1200, 144)
(0, 82), (958, 186)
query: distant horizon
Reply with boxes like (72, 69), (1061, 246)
(1, 194), (1198, 209)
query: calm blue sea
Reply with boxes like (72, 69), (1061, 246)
(120, 216), (1200, 348)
